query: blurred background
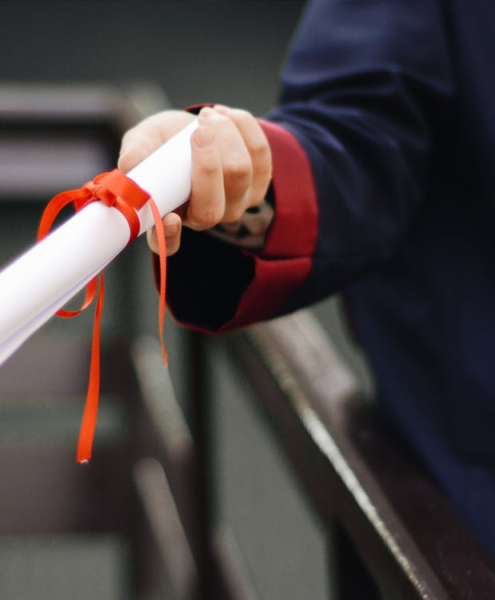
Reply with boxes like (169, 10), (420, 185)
(0, 2), (373, 599)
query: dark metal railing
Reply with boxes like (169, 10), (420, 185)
(221, 310), (495, 599)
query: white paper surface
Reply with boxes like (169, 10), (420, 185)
(0, 120), (198, 365)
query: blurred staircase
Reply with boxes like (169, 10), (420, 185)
(0, 338), (135, 600)
(0, 84), (199, 600)
(0, 534), (130, 600)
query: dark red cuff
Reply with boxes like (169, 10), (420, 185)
(216, 255), (313, 331)
(184, 103), (214, 115)
(258, 119), (319, 259)
(163, 117), (320, 332)
(213, 121), (320, 329)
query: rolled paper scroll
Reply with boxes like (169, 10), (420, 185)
(0, 120), (198, 366)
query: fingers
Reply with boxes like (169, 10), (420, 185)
(120, 105), (273, 259)
(185, 105), (272, 226)
(195, 107), (253, 223)
(185, 124), (226, 230)
(214, 105), (272, 209)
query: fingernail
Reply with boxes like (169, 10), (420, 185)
(194, 126), (214, 148)
(199, 106), (224, 122)
(200, 106), (215, 118)
(213, 104), (230, 114)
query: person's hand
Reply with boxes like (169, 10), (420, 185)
(118, 105), (272, 256)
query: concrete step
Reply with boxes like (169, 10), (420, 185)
(0, 533), (131, 600)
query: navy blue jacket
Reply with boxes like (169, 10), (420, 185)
(167, 0), (495, 560)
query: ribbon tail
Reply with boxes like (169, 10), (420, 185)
(36, 169), (160, 463)
(149, 198), (168, 367)
(77, 274), (105, 463)
(57, 276), (99, 319)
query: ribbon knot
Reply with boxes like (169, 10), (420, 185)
(82, 181), (103, 200)
(38, 169), (168, 464)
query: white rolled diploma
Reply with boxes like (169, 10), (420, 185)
(0, 119), (198, 365)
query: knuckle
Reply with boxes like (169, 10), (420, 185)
(224, 191), (250, 223)
(199, 107), (228, 126)
(224, 206), (245, 223)
(251, 135), (270, 158)
(251, 144), (271, 172)
(203, 211), (221, 229)
(258, 162), (273, 184)
(200, 214), (221, 229)
(252, 132), (271, 163)
(230, 108), (252, 124)
(253, 149), (273, 184)
(197, 156), (219, 177)
(189, 205), (223, 229)
(225, 156), (252, 183)
(249, 173), (272, 208)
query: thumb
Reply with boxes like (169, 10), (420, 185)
(147, 212), (183, 257)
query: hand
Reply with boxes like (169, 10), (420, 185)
(118, 105), (272, 256)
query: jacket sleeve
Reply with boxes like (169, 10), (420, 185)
(166, 0), (453, 332)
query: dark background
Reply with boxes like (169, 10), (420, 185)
(0, 2), (306, 115)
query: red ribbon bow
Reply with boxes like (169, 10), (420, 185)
(37, 168), (168, 463)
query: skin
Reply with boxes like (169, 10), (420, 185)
(118, 105), (273, 256)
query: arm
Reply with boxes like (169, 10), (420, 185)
(264, 0), (453, 314)
(119, 0), (453, 332)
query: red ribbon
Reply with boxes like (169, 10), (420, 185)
(37, 168), (168, 463)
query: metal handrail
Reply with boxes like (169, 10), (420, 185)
(226, 310), (495, 599)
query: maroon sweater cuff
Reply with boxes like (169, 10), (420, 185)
(214, 120), (319, 330)
(164, 118), (319, 332)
